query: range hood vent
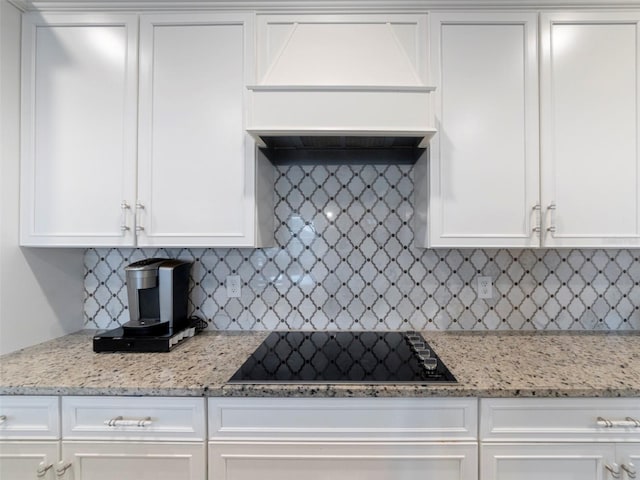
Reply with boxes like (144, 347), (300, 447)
(255, 134), (429, 165)
(246, 15), (437, 164)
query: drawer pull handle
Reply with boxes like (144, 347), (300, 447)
(627, 417), (640, 428)
(622, 463), (637, 479)
(606, 463), (621, 479)
(55, 461), (72, 478)
(0, 415), (6, 424)
(597, 417), (640, 428)
(105, 416), (152, 427)
(36, 462), (53, 478)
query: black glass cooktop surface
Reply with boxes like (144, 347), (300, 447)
(228, 331), (457, 384)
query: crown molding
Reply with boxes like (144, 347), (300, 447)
(20, 0), (640, 12)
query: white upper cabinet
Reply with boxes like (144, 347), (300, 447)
(419, 10), (640, 249)
(416, 12), (539, 248)
(20, 12), (273, 248)
(20, 14), (139, 247)
(540, 12), (640, 247)
(137, 13), (272, 247)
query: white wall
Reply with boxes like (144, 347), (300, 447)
(0, 0), (85, 355)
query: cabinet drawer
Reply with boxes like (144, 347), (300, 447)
(209, 397), (477, 441)
(0, 396), (59, 439)
(481, 398), (640, 442)
(62, 396), (205, 441)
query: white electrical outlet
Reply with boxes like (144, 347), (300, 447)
(477, 276), (493, 299)
(226, 275), (241, 298)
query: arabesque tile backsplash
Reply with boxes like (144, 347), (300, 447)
(85, 164), (640, 331)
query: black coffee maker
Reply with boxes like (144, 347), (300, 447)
(93, 258), (194, 352)
(123, 258), (191, 336)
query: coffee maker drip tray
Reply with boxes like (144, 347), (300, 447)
(122, 318), (170, 337)
(93, 319), (200, 353)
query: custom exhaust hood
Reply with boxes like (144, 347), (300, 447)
(246, 15), (437, 164)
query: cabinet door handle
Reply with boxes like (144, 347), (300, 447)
(37, 462), (53, 478)
(120, 201), (131, 232)
(546, 202), (556, 234)
(0, 415), (6, 424)
(622, 463), (637, 479)
(135, 202), (145, 232)
(606, 463), (621, 479)
(55, 461), (72, 478)
(104, 415), (152, 427)
(532, 204), (541, 235)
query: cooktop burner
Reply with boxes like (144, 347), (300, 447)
(228, 331), (457, 384)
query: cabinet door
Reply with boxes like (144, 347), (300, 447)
(61, 441), (205, 480)
(481, 443), (616, 480)
(0, 441), (58, 480)
(540, 12), (640, 247)
(137, 14), (271, 247)
(210, 442), (478, 480)
(20, 14), (138, 247)
(419, 13), (539, 248)
(617, 444), (640, 479)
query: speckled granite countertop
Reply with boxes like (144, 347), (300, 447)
(1, 331), (639, 397)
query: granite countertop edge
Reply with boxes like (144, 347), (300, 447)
(1, 330), (639, 398)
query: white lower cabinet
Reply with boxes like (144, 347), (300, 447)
(0, 396), (60, 479)
(618, 444), (640, 478)
(60, 441), (205, 480)
(481, 443), (617, 480)
(55, 396), (206, 479)
(5, 395), (640, 479)
(480, 398), (640, 480)
(208, 397), (479, 480)
(210, 441), (476, 480)
(0, 441), (59, 479)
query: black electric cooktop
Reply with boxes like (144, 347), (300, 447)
(228, 331), (457, 384)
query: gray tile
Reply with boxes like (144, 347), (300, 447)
(85, 165), (640, 332)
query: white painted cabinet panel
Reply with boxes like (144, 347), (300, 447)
(20, 13), (138, 247)
(480, 398), (640, 480)
(209, 397), (478, 480)
(210, 442), (478, 480)
(0, 441), (59, 480)
(617, 444), (640, 479)
(417, 12), (539, 248)
(209, 397), (477, 441)
(21, 13), (273, 248)
(137, 13), (272, 247)
(60, 441), (206, 480)
(62, 396), (206, 442)
(540, 12), (640, 247)
(481, 443), (616, 480)
(0, 396), (60, 440)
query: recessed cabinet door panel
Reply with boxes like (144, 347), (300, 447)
(0, 441), (59, 480)
(616, 444), (640, 477)
(20, 14), (138, 246)
(137, 14), (256, 246)
(210, 442), (477, 480)
(541, 13), (640, 247)
(481, 443), (616, 480)
(61, 442), (205, 480)
(424, 13), (539, 247)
